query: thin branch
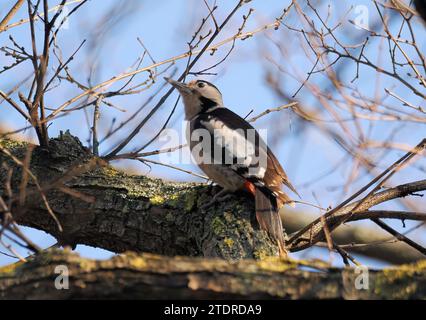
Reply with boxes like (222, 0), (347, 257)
(105, 0), (249, 159)
(0, 0), (25, 32)
(248, 102), (298, 122)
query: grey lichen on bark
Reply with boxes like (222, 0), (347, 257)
(0, 131), (278, 259)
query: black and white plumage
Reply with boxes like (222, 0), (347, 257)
(165, 77), (298, 257)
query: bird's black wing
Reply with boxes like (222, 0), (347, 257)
(198, 108), (298, 196)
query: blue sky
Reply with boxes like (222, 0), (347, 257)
(0, 0), (425, 268)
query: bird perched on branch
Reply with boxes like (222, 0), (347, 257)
(165, 77), (298, 257)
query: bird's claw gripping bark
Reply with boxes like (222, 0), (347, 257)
(200, 188), (232, 210)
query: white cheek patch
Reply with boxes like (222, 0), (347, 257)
(202, 86), (223, 105)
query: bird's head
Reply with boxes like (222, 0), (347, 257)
(165, 77), (224, 120)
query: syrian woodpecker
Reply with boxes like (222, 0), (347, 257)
(165, 77), (298, 257)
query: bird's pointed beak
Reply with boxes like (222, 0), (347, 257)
(164, 77), (191, 94)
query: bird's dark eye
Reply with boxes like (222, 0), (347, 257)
(197, 82), (205, 88)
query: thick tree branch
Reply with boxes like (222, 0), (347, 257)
(0, 133), (425, 263)
(1, 250), (426, 299)
(0, 132), (279, 259)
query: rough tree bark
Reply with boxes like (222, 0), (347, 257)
(1, 249), (425, 299)
(1, 133), (426, 300)
(0, 132), (424, 263)
(0, 132), (279, 259)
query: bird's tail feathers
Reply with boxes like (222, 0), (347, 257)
(272, 187), (295, 208)
(255, 188), (287, 257)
